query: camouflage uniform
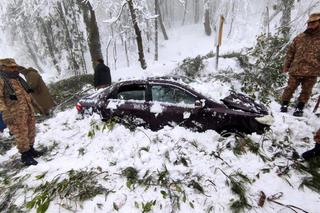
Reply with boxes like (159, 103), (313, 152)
(282, 29), (320, 104)
(0, 59), (36, 153)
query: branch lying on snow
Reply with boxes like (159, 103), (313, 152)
(209, 151), (231, 167)
(267, 192), (309, 213)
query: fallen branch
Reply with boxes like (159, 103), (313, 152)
(267, 192), (309, 213)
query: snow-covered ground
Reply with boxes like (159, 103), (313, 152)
(1, 18), (320, 213)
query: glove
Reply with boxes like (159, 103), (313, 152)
(2, 111), (15, 125)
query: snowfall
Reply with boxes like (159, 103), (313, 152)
(1, 3), (320, 213)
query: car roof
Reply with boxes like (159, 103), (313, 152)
(115, 75), (193, 88)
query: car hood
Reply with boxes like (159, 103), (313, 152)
(221, 91), (269, 115)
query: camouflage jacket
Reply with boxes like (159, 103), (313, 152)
(0, 70), (34, 116)
(284, 29), (320, 77)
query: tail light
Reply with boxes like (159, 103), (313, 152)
(76, 103), (82, 112)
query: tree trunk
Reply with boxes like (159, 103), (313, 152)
(181, 0), (188, 26)
(70, 0), (87, 74)
(78, 0), (103, 70)
(124, 40), (130, 67)
(194, 0), (200, 23)
(227, 0), (236, 37)
(39, 18), (61, 75)
(155, 0), (168, 40)
(155, 0), (159, 61)
(280, 0), (294, 41)
(20, 21), (44, 73)
(127, 0), (147, 70)
(204, 1), (212, 36)
(113, 40), (117, 70)
(57, 1), (80, 75)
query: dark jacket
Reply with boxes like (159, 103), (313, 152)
(94, 63), (111, 88)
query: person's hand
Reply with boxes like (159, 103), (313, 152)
(2, 111), (15, 125)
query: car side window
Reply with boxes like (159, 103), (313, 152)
(117, 84), (146, 101)
(151, 85), (196, 104)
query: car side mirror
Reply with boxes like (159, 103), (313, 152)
(195, 99), (205, 108)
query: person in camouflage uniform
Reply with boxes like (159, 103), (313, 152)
(280, 13), (320, 117)
(302, 129), (320, 160)
(0, 58), (42, 166)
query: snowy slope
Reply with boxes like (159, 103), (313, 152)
(1, 8), (320, 213)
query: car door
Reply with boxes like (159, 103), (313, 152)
(102, 83), (152, 128)
(149, 83), (199, 130)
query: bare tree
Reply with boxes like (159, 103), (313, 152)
(280, 0), (295, 41)
(127, 0), (147, 69)
(181, 0), (188, 25)
(155, 0), (159, 61)
(194, 0), (200, 23)
(155, 0), (169, 40)
(78, 0), (103, 70)
(203, 0), (212, 36)
(57, 1), (80, 75)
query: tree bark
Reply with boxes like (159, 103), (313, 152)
(78, 0), (103, 70)
(181, 0), (188, 26)
(39, 18), (61, 75)
(155, 0), (159, 61)
(194, 0), (200, 23)
(57, 1), (80, 75)
(70, 0), (87, 74)
(155, 0), (168, 40)
(280, 0), (294, 41)
(204, 1), (212, 36)
(127, 0), (147, 70)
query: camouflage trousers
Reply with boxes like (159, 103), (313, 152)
(6, 106), (36, 153)
(281, 75), (317, 104)
(315, 129), (320, 144)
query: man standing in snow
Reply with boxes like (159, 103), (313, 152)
(93, 58), (111, 89)
(0, 58), (42, 166)
(280, 13), (320, 117)
(302, 129), (320, 160)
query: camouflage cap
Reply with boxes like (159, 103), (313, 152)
(307, 13), (320, 23)
(0, 58), (17, 67)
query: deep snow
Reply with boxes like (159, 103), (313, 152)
(1, 6), (320, 213)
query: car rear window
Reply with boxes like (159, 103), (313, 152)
(117, 84), (146, 101)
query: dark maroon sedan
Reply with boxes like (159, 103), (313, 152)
(76, 77), (273, 134)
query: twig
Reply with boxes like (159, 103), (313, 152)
(267, 192), (309, 213)
(210, 151), (231, 167)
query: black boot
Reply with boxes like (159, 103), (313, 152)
(280, 101), (289, 112)
(293, 102), (304, 117)
(21, 150), (38, 166)
(29, 146), (44, 158)
(302, 143), (320, 161)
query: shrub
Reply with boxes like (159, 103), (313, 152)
(240, 33), (288, 103)
(178, 55), (205, 78)
(48, 74), (94, 110)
